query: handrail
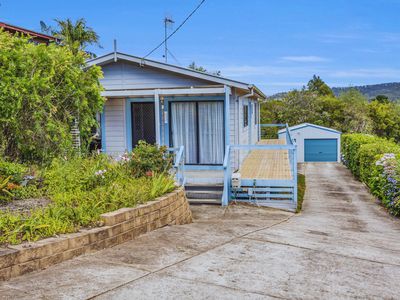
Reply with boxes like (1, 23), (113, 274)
(223, 145), (231, 168)
(174, 146), (184, 168)
(221, 145), (231, 206)
(285, 123), (294, 145)
(260, 123), (287, 127)
(168, 146), (185, 186)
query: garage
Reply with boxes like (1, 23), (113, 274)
(278, 123), (341, 163)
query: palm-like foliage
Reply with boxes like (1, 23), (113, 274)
(41, 18), (100, 57)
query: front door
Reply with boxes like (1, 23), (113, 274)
(131, 102), (156, 146)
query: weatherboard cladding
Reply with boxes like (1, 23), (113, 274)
(88, 52), (263, 97)
(96, 53), (262, 167)
(100, 60), (217, 91)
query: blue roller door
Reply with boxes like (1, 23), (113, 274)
(304, 139), (337, 162)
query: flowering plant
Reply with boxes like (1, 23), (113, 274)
(118, 141), (173, 178)
(375, 153), (400, 215)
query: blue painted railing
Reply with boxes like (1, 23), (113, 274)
(221, 123), (298, 207)
(168, 146), (185, 186)
(222, 145), (231, 206)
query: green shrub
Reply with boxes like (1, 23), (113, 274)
(296, 173), (306, 213)
(0, 152), (176, 245)
(341, 134), (378, 177)
(341, 133), (400, 216)
(0, 159), (27, 184)
(122, 141), (173, 177)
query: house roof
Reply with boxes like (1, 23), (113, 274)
(0, 21), (58, 43)
(87, 52), (266, 99)
(278, 123), (342, 134)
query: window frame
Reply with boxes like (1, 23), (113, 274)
(243, 104), (249, 128)
(169, 100), (225, 166)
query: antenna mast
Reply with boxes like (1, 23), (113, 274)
(164, 17), (174, 63)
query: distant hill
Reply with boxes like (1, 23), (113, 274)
(270, 82), (400, 101)
(332, 82), (400, 100)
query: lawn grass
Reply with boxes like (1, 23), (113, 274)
(296, 173), (306, 213)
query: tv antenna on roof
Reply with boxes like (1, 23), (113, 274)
(163, 16), (174, 63)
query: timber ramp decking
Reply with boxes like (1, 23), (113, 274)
(239, 139), (293, 181)
(232, 138), (297, 211)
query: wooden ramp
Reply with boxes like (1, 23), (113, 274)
(240, 139), (292, 181)
(232, 139), (296, 212)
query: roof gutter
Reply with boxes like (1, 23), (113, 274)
(242, 85), (267, 100)
(242, 87), (255, 99)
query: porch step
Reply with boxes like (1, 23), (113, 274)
(188, 198), (222, 205)
(184, 170), (224, 185)
(185, 184), (223, 205)
(186, 191), (223, 199)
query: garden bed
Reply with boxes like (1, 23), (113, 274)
(0, 188), (192, 281)
(0, 198), (51, 214)
(0, 142), (179, 245)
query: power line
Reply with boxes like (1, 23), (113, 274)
(143, 0), (206, 59)
(167, 49), (181, 65)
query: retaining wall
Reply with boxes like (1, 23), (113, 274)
(0, 188), (192, 281)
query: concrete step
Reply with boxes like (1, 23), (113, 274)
(184, 170), (224, 185)
(185, 184), (224, 192)
(186, 190), (223, 200)
(188, 198), (222, 205)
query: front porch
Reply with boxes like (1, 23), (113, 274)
(171, 124), (298, 212)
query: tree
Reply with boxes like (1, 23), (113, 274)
(188, 62), (221, 76)
(372, 94), (390, 104)
(369, 100), (400, 142)
(40, 18), (101, 57)
(40, 18), (101, 152)
(307, 75), (335, 97)
(0, 30), (104, 163)
(338, 89), (372, 133)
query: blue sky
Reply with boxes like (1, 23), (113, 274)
(1, 0), (400, 94)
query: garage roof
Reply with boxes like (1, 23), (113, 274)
(278, 123), (341, 134)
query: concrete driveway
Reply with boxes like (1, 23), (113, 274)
(1, 163), (400, 299)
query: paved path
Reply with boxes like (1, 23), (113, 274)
(1, 163), (400, 299)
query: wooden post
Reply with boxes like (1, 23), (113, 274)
(154, 90), (161, 146)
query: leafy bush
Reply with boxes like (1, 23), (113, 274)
(0, 159), (27, 184)
(119, 141), (173, 177)
(341, 134), (400, 216)
(0, 152), (176, 245)
(0, 30), (104, 164)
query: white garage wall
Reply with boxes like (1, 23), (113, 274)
(279, 125), (341, 163)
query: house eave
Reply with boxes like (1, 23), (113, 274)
(87, 52), (265, 98)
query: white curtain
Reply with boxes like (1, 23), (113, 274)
(171, 102), (197, 164)
(198, 102), (224, 164)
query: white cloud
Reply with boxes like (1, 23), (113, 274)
(329, 68), (400, 78)
(219, 65), (324, 77)
(281, 56), (329, 62)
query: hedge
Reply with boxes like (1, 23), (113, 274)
(341, 134), (400, 216)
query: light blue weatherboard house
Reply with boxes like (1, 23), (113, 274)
(88, 52), (298, 211)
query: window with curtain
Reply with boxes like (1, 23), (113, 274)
(171, 102), (198, 164)
(243, 104), (249, 127)
(255, 102), (259, 124)
(170, 101), (224, 165)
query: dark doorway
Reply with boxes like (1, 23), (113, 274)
(131, 102), (156, 146)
